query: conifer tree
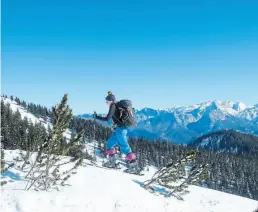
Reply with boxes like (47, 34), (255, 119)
(0, 142), (4, 173)
(24, 94), (85, 191)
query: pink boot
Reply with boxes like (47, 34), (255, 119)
(103, 149), (118, 168)
(125, 153), (140, 173)
(106, 148), (116, 155)
(126, 152), (136, 162)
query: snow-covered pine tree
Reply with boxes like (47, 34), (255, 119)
(143, 151), (211, 200)
(50, 94), (73, 155)
(15, 97), (21, 105)
(0, 141), (4, 173)
(1, 101), (13, 149)
(19, 122), (48, 170)
(24, 94), (85, 191)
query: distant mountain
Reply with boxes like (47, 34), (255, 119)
(189, 129), (258, 154)
(78, 100), (258, 143)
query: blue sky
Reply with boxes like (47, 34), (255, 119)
(2, 0), (258, 114)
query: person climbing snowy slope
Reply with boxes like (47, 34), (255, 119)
(93, 91), (140, 173)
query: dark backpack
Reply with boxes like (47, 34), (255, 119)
(113, 100), (137, 127)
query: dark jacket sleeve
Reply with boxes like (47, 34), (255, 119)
(95, 103), (116, 121)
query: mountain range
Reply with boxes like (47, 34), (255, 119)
(78, 100), (258, 143)
(190, 129), (258, 154)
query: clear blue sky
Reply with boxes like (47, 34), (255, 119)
(2, 0), (258, 114)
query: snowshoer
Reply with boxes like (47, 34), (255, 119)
(93, 91), (139, 172)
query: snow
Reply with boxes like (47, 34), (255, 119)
(125, 100), (255, 126)
(1, 147), (258, 212)
(1, 97), (46, 127)
(197, 136), (225, 151)
(1, 96), (72, 140)
(198, 138), (210, 148)
(1, 96), (258, 211)
(239, 105), (258, 121)
(233, 102), (248, 112)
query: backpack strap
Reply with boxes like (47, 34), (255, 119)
(112, 102), (124, 119)
(111, 102), (124, 125)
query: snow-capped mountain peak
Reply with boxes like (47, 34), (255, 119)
(133, 100), (257, 143)
(156, 100), (248, 116)
(232, 102), (248, 112)
(78, 100), (257, 143)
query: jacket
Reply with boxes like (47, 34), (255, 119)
(95, 102), (123, 127)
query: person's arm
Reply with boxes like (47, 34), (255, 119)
(95, 103), (116, 121)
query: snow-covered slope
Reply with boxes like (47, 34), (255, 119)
(239, 105), (258, 121)
(192, 129), (258, 154)
(79, 100), (258, 143)
(1, 96), (71, 140)
(1, 97), (48, 127)
(1, 147), (257, 212)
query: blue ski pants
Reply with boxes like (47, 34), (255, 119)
(106, 127), (132, 155)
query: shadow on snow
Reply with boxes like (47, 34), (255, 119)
(0, 170), (21, 181)
(133, 180), (170, 196)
